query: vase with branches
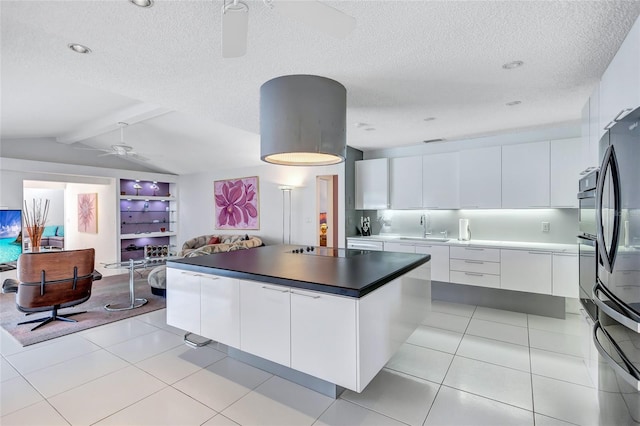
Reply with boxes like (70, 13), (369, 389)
(23, 199), (50, 251)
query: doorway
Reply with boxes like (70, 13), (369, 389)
(316, 175), (338, 247)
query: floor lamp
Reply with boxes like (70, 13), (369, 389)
(279, 186), (293, 244)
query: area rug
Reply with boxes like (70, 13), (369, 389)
(0, 273), (166, 347)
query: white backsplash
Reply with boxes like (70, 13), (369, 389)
(373, 209), (578, 244)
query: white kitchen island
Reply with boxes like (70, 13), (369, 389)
(166, 245), (431, 396)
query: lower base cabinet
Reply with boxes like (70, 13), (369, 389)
(290, 288), (357, 389)
(167, 266), (430, 392)
(166, 268), (201, 334)
(167, 268), (241, 347)
(240, 281), (291, 366)
(552, 253), (579, 298)
(501, 250), (552, 295)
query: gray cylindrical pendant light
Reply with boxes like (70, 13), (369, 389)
(260, 75), (346, 166)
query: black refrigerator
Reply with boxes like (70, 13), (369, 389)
(590, 106), (640, 423)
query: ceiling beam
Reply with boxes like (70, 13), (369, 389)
(56, 104), (172, 144)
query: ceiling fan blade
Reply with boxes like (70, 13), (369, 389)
(222, 1), (249, 58)
(97, 152), (117, 157)
(274, 1), (356, 39)
(128, 153), (151, 162)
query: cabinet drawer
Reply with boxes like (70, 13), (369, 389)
(450, 271), (500, 288)
(383, 242), (416, 253)
(347, 240), (384, 251)
(450, 259), (500, 275)
(450, 246), (500, 262)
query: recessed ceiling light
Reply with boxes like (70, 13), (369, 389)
(129, 0), (153, 7)
(502, 60), (524, 70)
(506, 100), (522, 106)
(423, 117), (436, 122)
(67, 43), (91, 54)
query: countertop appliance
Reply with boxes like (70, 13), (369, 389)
(589, 107), (640, 417)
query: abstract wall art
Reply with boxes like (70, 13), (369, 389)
(214, 176), (259, 230)
(78, 193), (98, 233)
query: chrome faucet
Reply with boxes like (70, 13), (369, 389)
(440, 230), (448, 239)
(420, 213), (432, 237)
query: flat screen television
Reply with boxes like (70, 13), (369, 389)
(0, 209), (22, 266)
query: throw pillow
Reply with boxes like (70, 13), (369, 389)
(208, 236), (220, 245)
(42, 225), (58, 237)
(56, 226), (65, 237)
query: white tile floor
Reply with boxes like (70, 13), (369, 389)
(0, 300), (624, 425)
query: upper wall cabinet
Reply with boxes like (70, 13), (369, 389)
(581, 83), (603, 171)
(422, 152), (459, 209)
(390, 157), (422, 209)
(550, 138), (582, 208)
(502, 141), (550, 208)
(355, 158), (389, 210)
(600, 16), (640, 133)
(459, 146), (501, 209)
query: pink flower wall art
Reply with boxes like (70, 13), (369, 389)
(215, 177), (259, 230)
(78, 193), (98, 233)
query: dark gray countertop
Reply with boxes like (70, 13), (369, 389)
(167, 245), (430, 298)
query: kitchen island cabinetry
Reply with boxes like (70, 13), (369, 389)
(166, 268), (241, 348)
(166, 268), (201, 334)
(290, 288), (357, 389)
(240, 280), (290, 366)
(459, 146), (501, 208)
(166, 245), (430, 393)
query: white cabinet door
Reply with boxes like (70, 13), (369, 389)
(415, 244), (449, 282)
(501, 141), (550, 208)
(200, 274), (240, 348)
(599, 17), (640, 132)
(166, 267), (201, 334)
(422, 152), (459, 209)
(239, 280), (291, 366)
(459, 146), (502, 208)
(290, 289), (357, 390)
(552, 253), (578, 298)
(581, 100), (591, 173)
(355, 159), (389, 209)
(383, 242), (416, 253)
(390, 157), (422, 209)
(501, 250), (552, 295)
(346, 239), (384, 251)
(550, 138), (582, 208)
(588, 83), (602, 165)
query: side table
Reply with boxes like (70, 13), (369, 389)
(102, 259), (149, 311)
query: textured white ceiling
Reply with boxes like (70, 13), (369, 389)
(1, 1), (639, 174)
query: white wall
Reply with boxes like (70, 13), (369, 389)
(23, 187), (65, 226)
(179, 163), (345, 248)
(64, 182), (118, 265)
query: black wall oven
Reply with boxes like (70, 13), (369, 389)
(578, 169), (599, 321)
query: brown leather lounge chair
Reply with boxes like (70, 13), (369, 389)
(2, 248), (102, 331)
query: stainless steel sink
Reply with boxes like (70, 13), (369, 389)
(400, 237), (450, 242)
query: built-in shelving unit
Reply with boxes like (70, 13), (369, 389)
(118, 179), (178, 262)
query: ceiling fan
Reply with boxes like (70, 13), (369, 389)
(222, 0), (356, 58)
(74, 122), (150, 161)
